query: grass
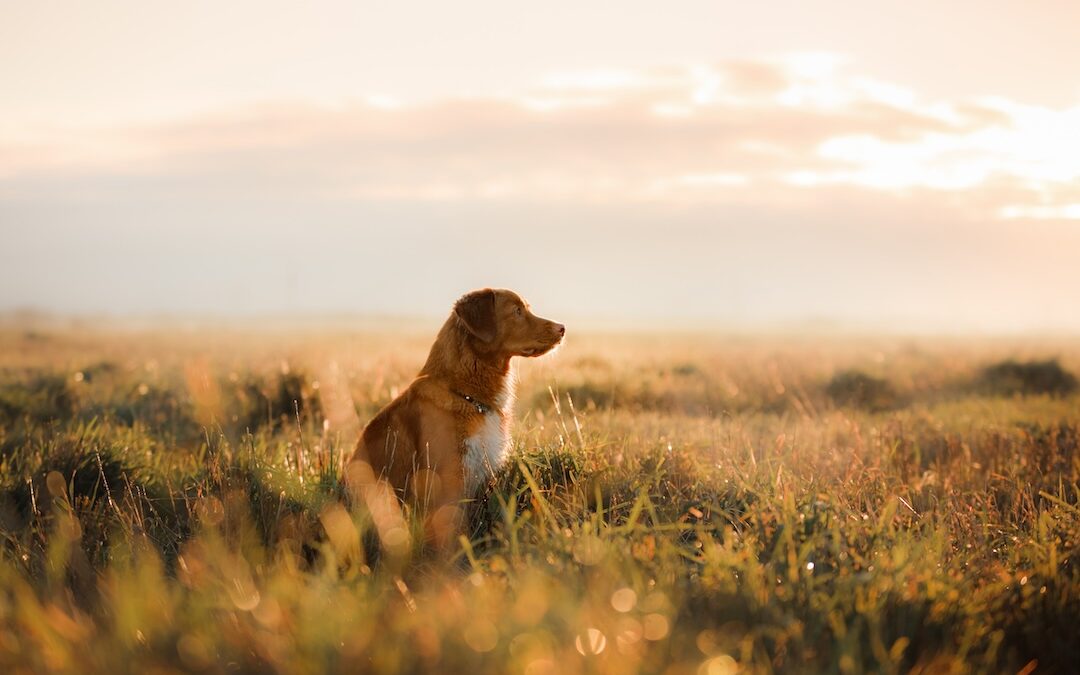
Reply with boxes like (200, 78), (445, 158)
(0, 326), (1078, 673)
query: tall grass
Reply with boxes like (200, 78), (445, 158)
(0, 328), (1077, 673)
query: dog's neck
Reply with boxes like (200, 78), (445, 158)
(419, 316), (514, 412)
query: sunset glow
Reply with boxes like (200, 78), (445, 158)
(2, 1), (1080, 330)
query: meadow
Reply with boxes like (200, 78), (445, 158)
(0, 322), (1077, 674)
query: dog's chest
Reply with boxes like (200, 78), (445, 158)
(463, 411), (508, 493)
(462, 380), (514, 495)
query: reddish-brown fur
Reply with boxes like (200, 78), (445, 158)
(347, 288), (564, 545)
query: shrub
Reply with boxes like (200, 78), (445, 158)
(0, 373), (76, 424)
(978, 359), (1077, 397)
(467, 447), (586, 539)
(84, 384), (201, 442)
(232, 370), (324, 433)
(825, 370), (899, 411)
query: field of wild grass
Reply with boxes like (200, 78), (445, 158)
(1, 324), (1078, 674)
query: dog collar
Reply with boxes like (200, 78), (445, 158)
(455, 391), (491, 415)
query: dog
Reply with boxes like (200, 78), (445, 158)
(347, 288), (564, 547)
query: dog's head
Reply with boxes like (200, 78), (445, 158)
(454, 288), (565, 357)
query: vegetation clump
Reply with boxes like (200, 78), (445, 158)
(825, 369), (899, 411)
(233, 369), (324, 433)
(0, 372), (75, 424)
(978, 358), (1077, 396)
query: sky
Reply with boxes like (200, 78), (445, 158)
(3, 1), (1080, 332)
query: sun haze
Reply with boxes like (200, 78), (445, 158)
(3, 1), (1080, 332)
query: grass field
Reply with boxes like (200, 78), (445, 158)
(0, 324), (1078, 674)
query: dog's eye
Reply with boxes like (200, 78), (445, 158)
(515, 306), (523, 316)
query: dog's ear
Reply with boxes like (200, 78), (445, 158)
(454, 289), (498, 342)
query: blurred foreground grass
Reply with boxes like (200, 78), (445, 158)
(0, 325), (1078, 673)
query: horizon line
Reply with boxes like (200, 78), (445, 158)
(3, 306), (1079, 339)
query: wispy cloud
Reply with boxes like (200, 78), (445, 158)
(4, 54), (1078, 222)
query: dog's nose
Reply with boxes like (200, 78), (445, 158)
(555, 323), (566, 337)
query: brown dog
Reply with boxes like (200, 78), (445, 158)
(347, 288), (564, 543)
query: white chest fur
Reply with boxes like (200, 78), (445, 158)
(462, 370), (515, 495)
(463, 411), (509, 495)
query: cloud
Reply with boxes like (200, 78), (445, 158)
(1000, 204), (1080, 220)
(2, 56), (1079, 221)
